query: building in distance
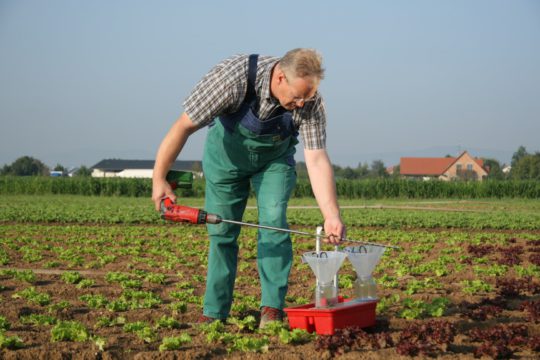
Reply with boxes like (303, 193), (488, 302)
(399, 151), (488, 181)
(90, 159), (202, 178)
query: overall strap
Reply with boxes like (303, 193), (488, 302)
(245, 54), (259, 104)
(218, 54), (297, 139)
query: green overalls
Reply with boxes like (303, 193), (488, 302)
(202, 55), (298, 319)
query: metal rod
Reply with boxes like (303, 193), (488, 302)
(334, 242), (339, 289)
(316, 226), (323, 288)
(316, 226), (322, 253)
(220, 219), (400, 250)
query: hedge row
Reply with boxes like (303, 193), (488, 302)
(0, 176), (539, 199)
(0, 176), (202, 197)
(333, 178), (540, 199)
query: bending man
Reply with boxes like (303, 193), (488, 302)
(152, 48), (345, 328)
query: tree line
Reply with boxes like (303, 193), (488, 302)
(1, 146), (539, 181)
(0, 156), (92, 177)
(298, 146), (540, 181)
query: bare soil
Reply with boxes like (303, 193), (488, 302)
(1, 224), (539, 359)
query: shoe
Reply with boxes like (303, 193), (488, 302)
(198, 314), (223, 324)
(259, 306), (283, 329)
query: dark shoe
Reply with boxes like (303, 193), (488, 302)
(259, 306), (283, 329)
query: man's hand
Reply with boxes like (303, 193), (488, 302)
(152, 179), (176, 211)
(304, 148), (345, 245)
(323, 216), (346, 245)
(152, 113), (198, 211)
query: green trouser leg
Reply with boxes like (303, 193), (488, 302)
(202, 120), (297, 318)
(203, 175), (250, 319)
(252, 161), (296, 310)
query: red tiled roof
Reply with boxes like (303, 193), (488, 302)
(400, 157), (455, 175)
(400, 153), (486, 176)
(475, 158), (484, 168)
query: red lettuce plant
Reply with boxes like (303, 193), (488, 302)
(396, 320), (455, 356)
(314, 326), (393, 356)
(520, 300), (540, 323)
(469, 324), (528, 359)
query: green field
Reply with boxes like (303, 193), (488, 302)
(0, 195), (539, 358)
(1, 195), (539, 230)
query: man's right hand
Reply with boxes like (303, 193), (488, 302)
(152, 113), (198, 211)
(152, 179), (176, 211)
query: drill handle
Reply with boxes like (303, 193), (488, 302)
(160, 197), (174, 212)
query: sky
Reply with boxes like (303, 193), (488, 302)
(1, 0), (539, 169)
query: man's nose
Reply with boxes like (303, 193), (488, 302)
(294, 99), (305, 107)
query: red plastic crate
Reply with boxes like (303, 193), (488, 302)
(284, 297), (377, 335)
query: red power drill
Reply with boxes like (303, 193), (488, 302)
(160, 198), (222, 224)
(159, 169), (222, 224)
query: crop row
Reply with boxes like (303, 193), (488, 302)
(1, 195), (540, 357)
(2, 176), (540, 198)
(1, 221), (539, 357)
(1, 223), (539, 302)
(1, 195), (539, 230)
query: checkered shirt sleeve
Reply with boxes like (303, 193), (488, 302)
(295, 97), (326, 150)
(183, 56), (245, 128)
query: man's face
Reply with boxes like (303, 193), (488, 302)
(275, 69), (318, 110)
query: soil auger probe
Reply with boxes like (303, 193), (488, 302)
(160, 198), (399, 250)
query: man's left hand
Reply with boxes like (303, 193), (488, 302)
(323, 216), (346, 245)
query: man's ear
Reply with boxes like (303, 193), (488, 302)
(275, 64), (287, 84)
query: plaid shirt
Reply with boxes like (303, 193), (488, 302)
(183, 54), (326, 149)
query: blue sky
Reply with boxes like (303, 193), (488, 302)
(1, 0), (539, 168)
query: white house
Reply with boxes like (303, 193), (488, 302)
(90, 159), (203, 178)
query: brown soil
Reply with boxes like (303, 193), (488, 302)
(1, 224), (539, 359)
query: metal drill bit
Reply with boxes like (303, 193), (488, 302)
(220, 219), (400, 250)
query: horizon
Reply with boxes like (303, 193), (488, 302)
(1, 1), (539, 169)
(2, 144), (524, 171)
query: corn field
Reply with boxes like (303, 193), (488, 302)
(0, 176), (539, 199)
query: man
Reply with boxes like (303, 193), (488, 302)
(152, 48), (345, 328)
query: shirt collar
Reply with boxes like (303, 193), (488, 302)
(259, 59), (280, 105)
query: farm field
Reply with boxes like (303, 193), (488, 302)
(0, 195), (539, 359)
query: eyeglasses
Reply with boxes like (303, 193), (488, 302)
(285, 75), (317, 105)
(291, 95), (316, 105)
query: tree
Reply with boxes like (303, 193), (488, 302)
(1, 164), (12, 175)
(511, 146), (528, 167)
(332, 164), (344, 179)
(391, 165), (401, 178)
(342, 166), (357, 179)
(356, 162), (370, 179)
(53, 164), (67, 175)
(370, 160), (388, 178)
(74, 166), (92, 177)
(1, 156), (49, 176)
(511, 153), (540, 180)
(482, 158), (504, 180)
(295, 161), (308, 180)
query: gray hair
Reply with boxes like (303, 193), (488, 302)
(279, 48), (325, 80)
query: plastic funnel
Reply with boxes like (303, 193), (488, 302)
(345, 246), (386, 278)
(302, 251), (347, 285)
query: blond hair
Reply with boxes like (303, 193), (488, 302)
(279, 48), (325, 81)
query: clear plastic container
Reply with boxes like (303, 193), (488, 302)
(354, 276), (377, 300)
(315, 283), (338, 308)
